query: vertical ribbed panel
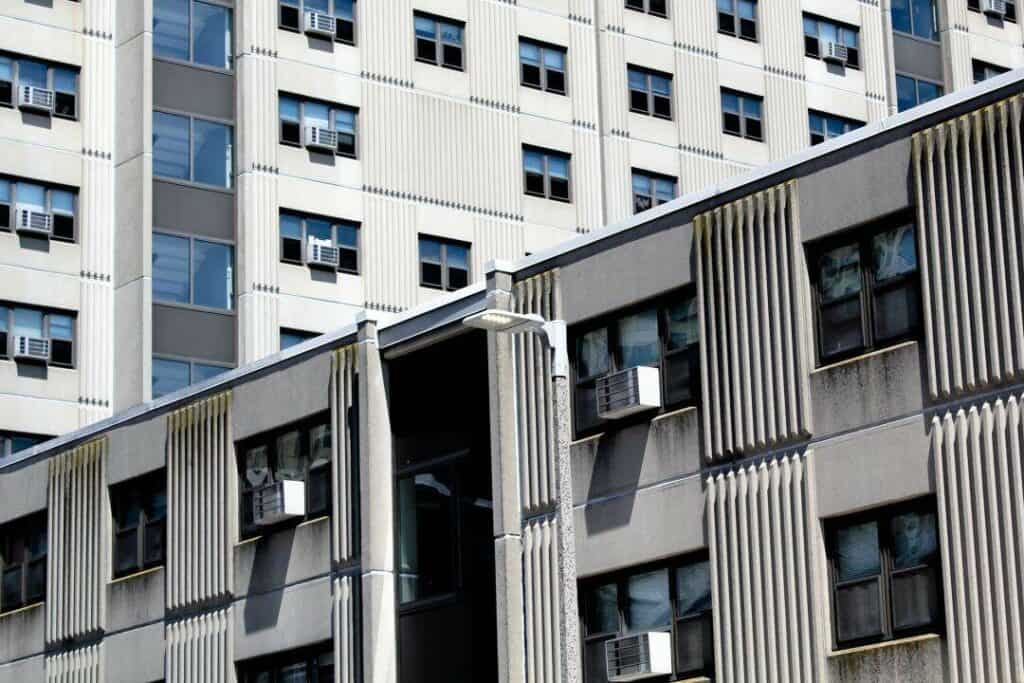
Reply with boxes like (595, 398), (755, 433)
(166, 392), (235, 611)
(760, 0), (803, 76)
(695, 182), (813, 462)
(166, 608), (234, 683)
(47, 438), (107, 644)
(858, 1), (889, 120)
(760, 0), (806, 158)
(362, 195), (418, 312)
(568, 18), (599, 128)
(573, 127), (603, 233)
(45, 643), (103, 683)
(676, 45), (724, 193)
(362, 0), (414, 83)
(513, 271), (561, 514)
(912, 97), (1024, 401)
(332, 576), (358, 683)
(598, 31), (628, 136)
(939, 0), (972, 92)
(468, 0), (518, 109)
(331, 346), (358, 565)
(707, 452), (820, 683)
(523, 517), (561, 683)
(934, 395), (1024, 683)
(473, 217), (526, 277)
(602, 135), (631, 224)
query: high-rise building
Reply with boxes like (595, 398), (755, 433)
(1, 0), (1021, 447)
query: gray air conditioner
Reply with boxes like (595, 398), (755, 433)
(823, 41), (849, 65)
(304, 10), (337, 38)
(18, 86), (54, 113)
(12, 335), (51, 363)
(984, 0), (1007, 16)
(304, 125), (338, 152)
(15, 206), (52, 237)
(253, 480), (306, 526)
(605, 632), (673, 682)
(307, 237), (340, 269)
(596, 366), (662, 420)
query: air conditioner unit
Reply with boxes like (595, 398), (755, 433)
(15, 206), (52, 237)
(596, 366), (662, 420)
(18, 86), (54, 113)
(304, 125), (338, 152)
(253, 480), (306, 526)
(12, 335), (51, 363)
(983, 0), (1007, 16)
(823, 41), (849, 65)
(307, 237), (340, 269)
(304, 10), (337, 38)
(605, 632), (673, 682)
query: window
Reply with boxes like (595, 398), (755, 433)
(581, 555), (713, 683)
(804, 15), (860, 69)
(0, 305), (75, 367)
(631, 170), (677, 214)
(523, 146), (571, 202)
(0, 177), (77, 241)
(279, 94), (358, 158)
(809, 111), (864, 146)
(0, 54), (79, 119)
(153, 111), (233, 188)
(895, 74), (943, 113)
(111, 471), (166, 579)
(573, 292), (699, 435)
(152, 356), (231, 398)
(238, 643), (336, 683)
(628, 66), (672, 119)
(625, 0), (668, 17)
(414, 13), (464, 70)
(519, 39), (566, 95)
(153, 0), (234, 70)
(813, 215), (921, 364)
(418, 236), (469, 291)
(828, 500), (942, 648)
(281, 328), (318, 350)
(968, 0), (1017, 21)
(238, 412), (333, 538)
(279, 211), (359, 272)
(717, 0), (757, 40)
(891, 0), (938, 39)
(0, 512), (46, 614)
(153, 232), (234, 310)
(973, 59), (1009, 84)
(279, 0), (356, 44)
(0, 431), (49, 461)
(721, 89), (763, 141)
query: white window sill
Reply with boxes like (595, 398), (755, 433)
(829, 633), (941, 659)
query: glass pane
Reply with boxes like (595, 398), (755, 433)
(632, 173), (651, 198)
(16, 183), (45, 211)
(193, 119), (232, 188)
(742, 96), (761, 118)
(309, 423), (331, 468)
(626, 569), (670, 632)
(544, 49), (565, 70)
(835, 520), (880, 581)
(280, 213), (301, 239)
(334, 108), (356, 133)
(667, 297), (698, 350)
(891, 510), (938, 569)
(419, 238), (442, 264)
(2, 566), (22, 608)
(414, 16), (436, 39)
(738, 0), (755, 19)
(617, 309), (659, 368)
(822, 298), (864, 356)
(335, 0), (354, 20)
(306, 0), (329, 11)
(628, 69), (647, 91)
(664, 348), (698, 405)
(524, 150), (544, 175)
(193, 240), (233, 310)
(548, 155), (569, 180)
(154, 0), (190, 61)
(0, 57), (11, 81)
(192, 362), (227, 383)
(49, 315), (73, 341)
(520, 41), (540, 65)
(11, 435), (44, 454)
(0, 180), (8, 203)
(153, 112), (191, 181)
(809, 112), (823, 134)
(873, 225), (918, 282)
(305, 218), (331, 243)
(650, 75), (671, 97)
(18, 60), (47, 89)
(51, 190), (74, 214)
(336, 223), (358, 248)
(836, 578), (883, 643)
(149, 487), (168, 521)
(895, 75), (916, 113)
(820, 244), (861, 303)
(911, 0), (936, 39)
(280, 663), (308, 683)
(717, 0), (733, 11)
(304, 101), (330, 129)
(654, 178), (675, 203)
(279, 96), (300, 122)
(585, 639), (612, 683)
(118, 491), (144, 528)
(675, 560), (711, 617)
(276, 430), (304, 481)
(586, 582), (619, 634)
(244, 445), (271, 488)
(891, 0), (912, 33)
(13, 309), (43, 338)
(440, 22), (462, 45)
(721, 91), (739, 113)
(446, 243), (468, 271)
(803, 16), (817, 35)
(675, 613), (713, 675)
(193, 1), (232, 69)
(53, 68), (77, 93)
(874, 282), (920, 341)
(152, 233), (191, 304)
(280, 330), (312, 350)
(0, 306), (6, 332)
(578, 328), (609, 379)
(152, 357), (190, 398)
(398, 469), (456, 603)
(892, 566), (940, 630)
(826, 117), (845, 139)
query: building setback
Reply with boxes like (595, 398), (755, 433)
(2, 0), (1024, 451)
(1, 67), (1023, 681)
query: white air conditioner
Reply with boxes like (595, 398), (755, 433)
(304, 10), (337, 38)
(596, 366), (662, 420)
(983, 0), (1007, 16)
(12, 335), (51, 363)
(823, 41), (849, 65)
(307, 237), (340, 269)
(605, 632), (673, 682)
(253, 480), (306, 526)
(18, 86), (54, 113)
(304, 125), (338, 152)
(15, 206), (52, 237)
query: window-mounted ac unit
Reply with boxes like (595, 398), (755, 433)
(15, 205), (52, 237)
(823, 41), (849, 65)
(307, 237), (340, 269)
(304, 125), (338, 152)
(983, 0), (1007, 16)
(605, 631), (673, 682)
(253, 480), (306, 526)
(304, 10), (337, 38)
(12, 335), (51, 363)
(18, 86), (54, 113)
(596, 366), (662, 420)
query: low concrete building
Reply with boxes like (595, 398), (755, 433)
(1, 67), (1023, 683)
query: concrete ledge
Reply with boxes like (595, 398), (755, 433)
(827, 633), (947, 683)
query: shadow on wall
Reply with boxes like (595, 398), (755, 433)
(242, 529), (296, 633)
(583, 424), (649, 534)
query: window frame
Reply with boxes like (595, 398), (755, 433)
(152, 229), (236, 312)
(110, 470), (167, 580)
(0, 304), (76, 368)
(631, 168), (678, 214)
(0, 176), (78, 242)
(803, 14), (861, 69)
(720, 88), (763, 141)
(152, 108), (235, 190)
(826, 497), (944, 650)
(0, 52), (80, 120)
(972, 58), (1009, 84)
(279, 210), (360, 273)
(280, 327), (319, 351)
(894, 72), (944, 112)
(278, 93), (359, 158)
(519, 38), (568, 95)
(417, 235), (471, 292)
(237, 641), (339, 683)
(627, 65), (673, 120)
(891, 0), (939, 40)
(153, 0), (235, 72)
(413, 12), (465, 71)
(278, 0), (358, 45)
(717, 0), (758, 41)
(624, 0), (668, 18)
(967, 0), (1017, 21)
(151, 354), (233, 398)
(522, 145), (572, 203)
(0, 511), (47, 614)
(808, 110), (864, 146)
(0, 431), (49, 462)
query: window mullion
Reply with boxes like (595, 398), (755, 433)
(138, 510), (148, 571)
(860, 238), (873, 349)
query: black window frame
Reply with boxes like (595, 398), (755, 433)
(0, 431), (49, 462)
(519, 38), (567, 95)
(418, 235), (470, 292)
(972, 58), (1010, 83)
(968, 0), (1017, 21)
(522, 145), (572, 202)
(627, 65), (673, 120)
(0, 511), (47, 614)
(237, 641), (339, 683)
(279, 209), (360, 274)
(810, 211), (922, 366)
(280, 327), (319, 350)
(278, 92), (359, 159)
(110, 470), (167, 580)
(803, 14), (861, 69)
(152, 229), (236, 312)
(631, 168), (677, 214)
(0, 175), (78, 242)
(826, 498), (944, 650)
(808, 110), (864, 146)
(0, 303), (76, 368)
(895, 72), (944, 113)
(580, 553), (714, 683)
(624, 0), (668, 18)
(152, 109), (236, 189)
(717, 0), (758, 41)
(154, 0), (235, 71)
(0, 51), (80, 120)
(151, 354), (234, 399)
(413, 12), (465, 71)
(720, 88), (763, 141)
(278, 0), (357, 45)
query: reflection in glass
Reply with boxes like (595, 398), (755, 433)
(626, 569), (670, 632)
(618, 309), (659, 368)
(153, 233), (191, 304)
(578, 328), (609, 379)
(891, 511), (938, 569)
(193, 119), (232, 188)
(193, 240), (233, 310)
(398, 469), (455, 603)
(152, 357), (190, 398)
(154, 0), (190, 61)
(193, 1), (233, 69)
(675, 560), (712, 617)
(587, 582), (619, 634)
(153, 112), (191, 180)
(836, 521), (880, 581)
